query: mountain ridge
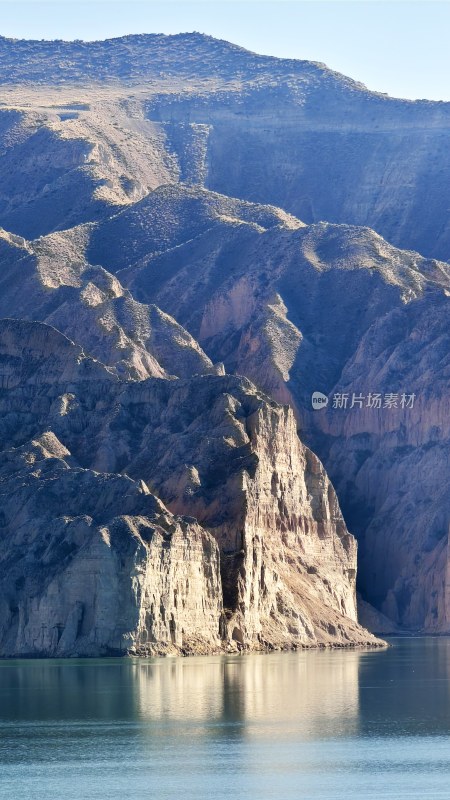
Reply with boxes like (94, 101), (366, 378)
(0, 32), (369, 93)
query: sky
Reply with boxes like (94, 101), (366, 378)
(1, 1), (450, 101)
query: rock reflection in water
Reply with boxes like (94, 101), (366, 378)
(3, 642), (450, 800)
(135, 649), (360, 740)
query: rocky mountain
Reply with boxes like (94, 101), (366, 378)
(2, 33), (450, 257)
(0, 319), (378, 655)
(0, 225), (219, 380)
(42, 186), (448, 633)
(0, 432), (223, 657)
(0, 32), (448, 653)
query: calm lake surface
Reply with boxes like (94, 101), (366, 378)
(1, 638), (450, 799)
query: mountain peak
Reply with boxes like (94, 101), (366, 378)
(0, 30), (365, 91)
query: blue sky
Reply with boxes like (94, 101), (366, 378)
(1, 1), (450, 101)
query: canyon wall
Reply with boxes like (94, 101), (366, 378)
(0, 320), (379, 654)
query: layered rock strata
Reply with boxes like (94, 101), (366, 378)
(0, 433), (222, 657)
(0, 319), (380, 654)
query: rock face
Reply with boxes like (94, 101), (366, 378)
(93, 375), (367, 647)
(356, 595), (401, 636)
(319, 293), (450, 631)
(2, 31), (449, 652)
(0, 433), (223, 657)
(0, 320), (379, 654)
(0, 227), (218, 380)
(113, 212), (450, 633)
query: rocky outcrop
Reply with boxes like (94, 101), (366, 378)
(95, 375), (372, 648)
(0, 229), (218, 380)
(120, 216), (450, 633)
(0, 433), (223, 657)
(0, 320), (380, 653)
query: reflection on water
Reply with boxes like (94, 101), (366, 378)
(135, 649), (360, 739)
(0, 648), (361, 736)
(0, 640), (450, 799)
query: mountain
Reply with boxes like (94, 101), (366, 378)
(0, 32), (448, 652)
(1, 34), (450, 257)
(0, 33), (366, 85)
(44, 186), (449, 632)
(0, 225), (220, 379)
(0, 319), (378, 655)
(0, 431), (223, 657)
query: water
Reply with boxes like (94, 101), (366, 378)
(1, 638), (450, 799)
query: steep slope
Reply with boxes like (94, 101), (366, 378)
(86, 183), (301, 272)
(117, 214), (450, 632)
(90, 375), (369, 648)
(319, 292), (450, 631)
(0, 226), (217, 380)
(0, 319), (379, 651)
(162, 86), (450, 261)
(0, 432), (223, 657)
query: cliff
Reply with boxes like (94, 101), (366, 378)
(0, 320), (380, 654)
(117, 206), (449, 632)
(0, 433), (223, 657)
